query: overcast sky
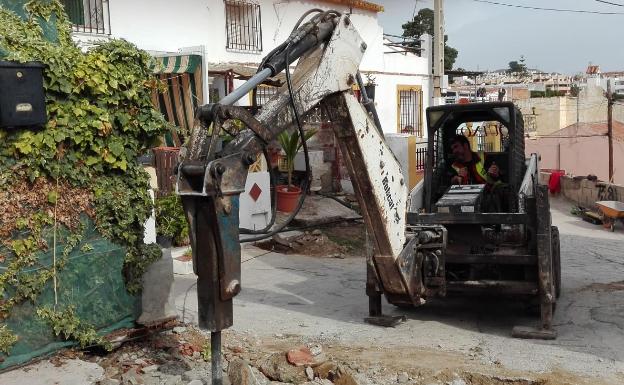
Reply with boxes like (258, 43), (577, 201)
(376, 0), (623, 74)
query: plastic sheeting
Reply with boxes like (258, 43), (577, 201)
(0, 0), (61, 44)
(0, 218), (140, 371)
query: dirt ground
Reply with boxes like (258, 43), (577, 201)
(172, 197), (624, 385)
(17, 323), (616, 385)
(3, 198), (624, 385)
(256, 222), (367, 258)
(35, 324), (620, 385)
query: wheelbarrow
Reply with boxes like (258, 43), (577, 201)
(595, 201), (624, 232)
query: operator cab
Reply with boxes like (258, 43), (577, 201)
(423, 102), (525, 214)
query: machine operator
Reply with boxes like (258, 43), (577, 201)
(449, 134), (501, 187)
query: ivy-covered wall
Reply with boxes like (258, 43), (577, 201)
(0, 0), (168, 366)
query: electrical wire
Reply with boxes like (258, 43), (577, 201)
(243, 11), (329, 238)
(241, 14), (341, 243)
(240, 43), (311, 244)
(472, 0), (624, 14)
(292, 8), (325, 30)
(318, 192), (360, 212)
(535, 134), (608, 139)
(596, 0), (624, 6)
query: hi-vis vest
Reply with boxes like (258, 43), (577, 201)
(452, 151), (489, 185)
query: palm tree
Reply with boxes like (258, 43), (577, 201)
(277, 128), (317, 189)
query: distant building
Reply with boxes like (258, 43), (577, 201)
(526, 120), (624, 183)
(516, 85), (607, 137)
(578, 64), (624, 96)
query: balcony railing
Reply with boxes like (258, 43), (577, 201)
(63, 0), (111, 35)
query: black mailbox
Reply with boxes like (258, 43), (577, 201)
(0, 61), (47, 129)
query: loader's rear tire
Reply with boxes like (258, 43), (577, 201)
(551, 226), (561, 299)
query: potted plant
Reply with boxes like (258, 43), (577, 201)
(364, 73), (377, 100)
(276, 128), (317, 212)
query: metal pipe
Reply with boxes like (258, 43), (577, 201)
(218, 68), (273, 106)
(216, 16), (337, 107)
(211, 331), (222, 385)
(607, 79), (614, 182)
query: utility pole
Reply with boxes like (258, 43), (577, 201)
(433, 0), (444, 105)
(607, 79), (614, 182)
(576, 82), (579, 126)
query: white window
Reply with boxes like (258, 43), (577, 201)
(225, 1), (263, 52)
(62, 0), (109, 34)
(397, 85), (423, 137)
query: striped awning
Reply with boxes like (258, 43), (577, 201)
(150, 54), (202, 74)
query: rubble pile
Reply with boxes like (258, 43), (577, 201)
(0, 323), (582, 385)
(60, 324), (366, 385)
(78, 325), (548, 385)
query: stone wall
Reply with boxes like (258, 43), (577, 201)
(541, 172), (624, 209)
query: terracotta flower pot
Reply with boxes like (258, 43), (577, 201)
(276, 185), (302, 212)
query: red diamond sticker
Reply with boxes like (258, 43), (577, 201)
(249, 183), (262, 202)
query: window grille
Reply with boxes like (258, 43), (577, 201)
(416, 147), (427, 170)
(254, 85), (277, 106)
(303, 106), (329, 124)
(62, 0), (110, 35)
(225, 0), (262, 52)
(398, 87), (423, 136)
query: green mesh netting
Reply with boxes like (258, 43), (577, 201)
(0, 0), (60, 44)
(0, 218), (140, 371)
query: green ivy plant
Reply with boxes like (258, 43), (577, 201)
(0, 0), (167, 354)
(0, 325), (18, 355)
(37, 305), (113, 350)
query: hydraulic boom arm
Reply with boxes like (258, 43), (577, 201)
(176, 11), (445, 385)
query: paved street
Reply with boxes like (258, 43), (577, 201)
(174, 197), (624, 383)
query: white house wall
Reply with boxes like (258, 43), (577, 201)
(374, 73), (431, 135)
(84, 0), (431, 137)
(107, 0), (211, 53)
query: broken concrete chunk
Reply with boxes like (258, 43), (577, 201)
(258, 352), (308, 383)
(301, 380), (333, 385)
(121, 368), (143, 385)
(164, 375), (182, 385)
(287, 347), (315, 367)
(314, 362), (358, 385)
(250, 367), (271, 385)
(142, 365), (159, 373)
(305, 366), (315, 381)
(397, 372), (409, 383)
(308, 345), (323, 356)
(159, 360), (192, 376)
(182, 369), (210, 383)
(228, 357), (256, 385)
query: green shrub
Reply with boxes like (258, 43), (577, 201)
(155, 194), (189, 247)
(0, 0), (167, 353)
